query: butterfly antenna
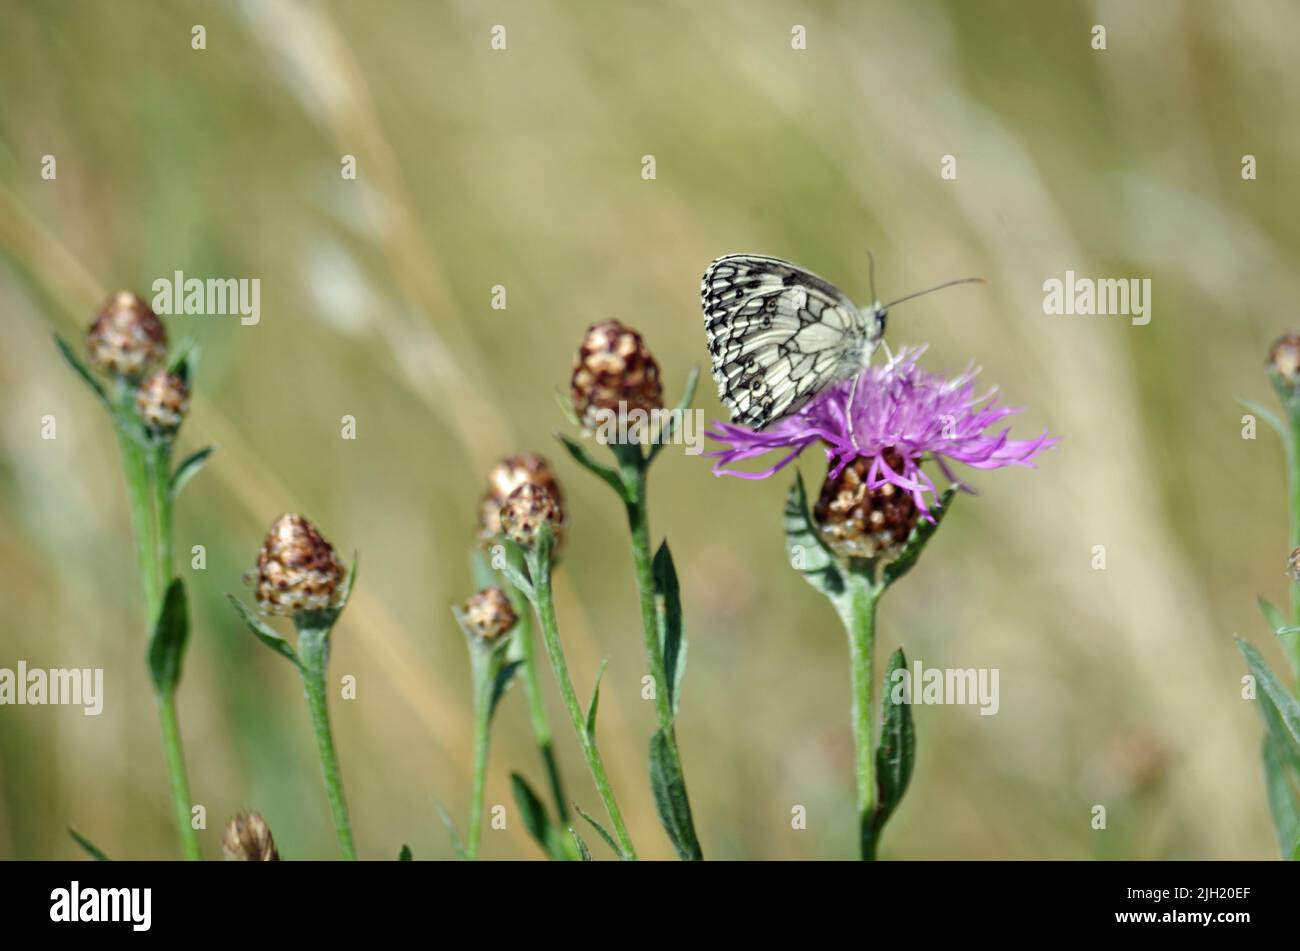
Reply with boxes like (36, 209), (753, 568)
(882, 276), (985, 312)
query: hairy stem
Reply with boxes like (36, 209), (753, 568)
(297, 627), (357, 860)
(838, 574), (880, 860)
(465, 655), (493, 860)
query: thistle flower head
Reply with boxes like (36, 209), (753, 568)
(813, 451), (920, 559)
(222, 811), (279, 861)
(500, 483), (564, 549)
(478, 453), (563, 545)
(254, 514), (345, 617)
(459, 587), (517, 642)
(86, 291), (167, 380)
(1269, 334), (1300, 390)
(135, 370), (190, 436)
(709, 347), (1055, 519)
(570, 320), (663, 429)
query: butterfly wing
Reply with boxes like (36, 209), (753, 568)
(702, 254), (867, 430)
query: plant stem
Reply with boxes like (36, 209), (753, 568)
(512, 598), (571, 827)
(297, 627), (358, 859)
(838, 574), (880, 861)
(528, 545), (637, 859)
(155, 692), (199, 858)
(1286, 410), (1300, 686)
(465, 655), (493, 861)
(622, 465), (677, 741)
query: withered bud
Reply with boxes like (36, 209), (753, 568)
(461, 587), (518, 642)
(135, 370), (190, 436)
(479, 453), (563, 546)
(500, 483), (564, 549)
(1269, 334), (1300, 389)
(813, 451), (919, 559)
(222, 811), (279, 861)
(254, 514), (345, 617)
(569, 320), (663, 430)
(86, 291), (167, 380)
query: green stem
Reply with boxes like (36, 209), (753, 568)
(156, 692), (200, 859)
(512, 598), (570, 827)
(465, 655), (493, 860)
(622, 466), (676, 739)
(529, 545), (637, 859)
(297, 628), (358, 860)
(1285, 411), (1300, 686)
(838, 574), (880, 861)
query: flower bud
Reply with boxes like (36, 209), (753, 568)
(134, 370), (190, 436)
(86, 291), (167, 380)
(500, 483), (564, 549)
(569, 320), (663, 430)
(813, 451), (919, 559)
(222, 811), (279, 861)
(460, 587), (517, 642)
(1269, 334), (1300, 390)
(254, 514), (345, 617)
(478, 453), (563, 545)
(1289, 548), (1300, 582)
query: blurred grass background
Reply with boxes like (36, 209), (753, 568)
(1, 0), (1298, 859)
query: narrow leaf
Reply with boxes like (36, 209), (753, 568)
(573, 802), (623, 859)
(1262, 737), (1300, 860)
(1237, 397), (1287, 441)
(867, 648), (916, 856)
(1238, 639), (1300, 754)
(649, 365), (701, 462)
(433, 797), (467, 860)
(510, 772), (562, 859)
(783, 472), (845, 597)
(68, 828), (110, 861)
(585, 657), (608, 738)
(489, 660), (524, 721)
(54, 334), (112, 412)
(649, 730), (704, 860)
(653, 541), (687, 715)
(881, 485), (959, 589)
(147, 579), (190, 695)
(170, 445), (215, 500)
(168, 338), (198, 383)
(228, 595), (300, 668)
(1259, 596), (1287, 636)
(569, 827), (592, 861)
(556, 432), (625, 497)
(398, 844), (412, 861)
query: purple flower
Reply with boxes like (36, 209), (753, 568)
(707, 347), (1056, 518)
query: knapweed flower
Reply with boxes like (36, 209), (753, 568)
(500, 483), (564, 548)
(87, 291), (167, 380)
(709, 347), (1055, 520)
(814, 451), (919, 558)
(135, 370), (190, 436)
(570, 320), (663, 430)
(460, 587), (518, 642)
(478, 453), (564, 548)
(254, 514), (345, 617)
(222, 811), (279, 861)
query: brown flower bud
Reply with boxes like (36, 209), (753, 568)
(254, 514), (345, 617)
(813, 451), (919, 559)
(1269, 334), (1300, 389)
(86, 291), (167, 380)
(135, 370), (190, 436)
(478, 453), (563, 545)
(1289, 547), (1300, 582)
(460, 587), (518, 642)
(222, 811), (279, 861)
(569, 320), (663, 430)
(500, 483), (564, 549)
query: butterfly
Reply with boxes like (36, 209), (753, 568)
(701, 253), (983, 431)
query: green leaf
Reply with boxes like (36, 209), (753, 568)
(1259, 596), (1287, 635)
(1262, 737), (1300, 860)
(433, 797), (467, 860)
(585, 657), (608, 738)
(1238, 639), (1300, 754)
(511, 772), (568, 860)
(398, 844), (413, 861)
(866, 648), (916, 857)
(556, 432), (625, 497)
(653, 541), (687, 716)
(554, 387), (582, 428)
(573, 803), (623, 859)
(147, 579), (190, 695)
(170, 445), (215, 500)
(881, 485), (959, 589)
(569, 827), (593, 861)
(54, 334), (112, 413)
(649, 365), (701, 463)
(784, 472), (845, 598)
(168, 338), (198, 383)
(1237, 397), (1287, 441)
(228, 595), (300, 668)
(489, 660), (524, 722)
(68, 828), (110, 861)
(649, 730), (703, 860)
